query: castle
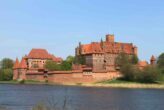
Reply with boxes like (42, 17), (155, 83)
(12, 34), (156, 83)
(13, 49), (62, 80)
(75, 34), (137, 72)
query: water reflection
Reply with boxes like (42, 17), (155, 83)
(0, 84), (164, 110)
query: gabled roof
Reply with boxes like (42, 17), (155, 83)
(27, 48), (52, 59)
(19, 58), (27, 69)
(13, 58), (19, 69)
(51, 55), (63, 63)
(80, 41), (135, 55)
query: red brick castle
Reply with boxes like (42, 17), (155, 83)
(13, 34), (155, 83)
(75, 34), (137, 72)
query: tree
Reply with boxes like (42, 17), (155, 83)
(44, 60), (61, 71)
(157, 53), (164, 68)
(74, 55), (85, 65)
(0, 68), (13, 81)
(115, 52), (130, 66)
(130, 55), (139, 64)
(138, 66), (161, 83)
(1, 58), (14, 69)
(61, 61), (72, 70)
(66, 56), (75, 64)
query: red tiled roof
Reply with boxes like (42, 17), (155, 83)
(19, 58), (27, 69)
(27, 49), (52, 59)
(51, 55), (63, 63)
(138, 61), (148, 67)
(80, 42), (135, 55)
(13, 58), (19, 69)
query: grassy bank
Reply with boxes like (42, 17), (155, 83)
(1, 79), (164, 89)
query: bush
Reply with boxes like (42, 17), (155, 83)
(0, 69), (13, 81)
(138, 66), (161, 83)
(0, 58), (14, 69)
(44, 60), (61, 71)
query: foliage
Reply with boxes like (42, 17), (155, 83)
(138, 66), (161, 83)
(0, 69), (13, 81)
(0, 58), (14, 69)
(116, 53), (161, 83)
(0, 58), (14, 81)
(157, 53), (164, 69)
(130, 55), (139, 64)
(74, 55), (86, 65)
(60, 61), (72, 71)
(65, 56), (75, 64)
(115, 52), (130, 66)
(44, 60), (61, 71)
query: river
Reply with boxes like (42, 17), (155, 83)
(0, 84), (164, 110)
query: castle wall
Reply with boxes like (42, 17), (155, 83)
(92, 54), (105, 71)
(25, 71), (121, 84)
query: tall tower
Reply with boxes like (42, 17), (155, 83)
(150, 55), (156, 65)
(106, 34), (115, 42)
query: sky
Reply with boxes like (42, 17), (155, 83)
(0, 0), (163, 61)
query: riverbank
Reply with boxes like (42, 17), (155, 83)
(1, 80), (164, 89)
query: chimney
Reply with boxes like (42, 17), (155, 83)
(106, 34), (114, 42)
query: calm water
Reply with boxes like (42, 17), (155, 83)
(0, 84), (164, 110)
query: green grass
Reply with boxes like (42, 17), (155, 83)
(100, 79), (140, 84)
(0, 80), (46, 85)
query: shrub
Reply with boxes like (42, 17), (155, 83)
(44, 60), (61, 71)
(138, 66), (161, 83)
(0, 69), (13, 81)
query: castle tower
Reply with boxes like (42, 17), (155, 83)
(19, 58), (28, 80)
(150, 55), (156, 65)
(106, 34), (114, 42)
(133, 45), (138, 56)
(13, 58), (19, 80)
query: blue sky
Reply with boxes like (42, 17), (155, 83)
(0, 0), (163, 61)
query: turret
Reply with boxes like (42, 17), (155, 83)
(13, 58), (20, 80)
(150, 55), (156, 65)
(106, 34), (114, 42)
(18, 58), (28, 80)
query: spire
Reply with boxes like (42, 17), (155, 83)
(150, 55), (156, 65)
(19, 57), (27, 69)
(13, 58), (19, 69)
(151, 55), (156, 61)
(100, 38), (104, 49)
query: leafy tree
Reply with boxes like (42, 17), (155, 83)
(66, 56), (75, 64)
(138, 66), (161, 83)
(1, 58), (14, 69)
(44, 60), (61, 71)
(0, 69), (13, 81)
(157, 53), (164, 68)
(61, 61), (72, 70)
(115, 52), (130, 66)
(130, 55), (139, 64)
(74, 55), (85, 65)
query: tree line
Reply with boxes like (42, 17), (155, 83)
(116, 53), (164, 83)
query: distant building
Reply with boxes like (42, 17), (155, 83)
(75, 34), (138, 71)
(13, 48), (62, 80)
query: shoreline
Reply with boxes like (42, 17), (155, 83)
(0, 80), (164, 89)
